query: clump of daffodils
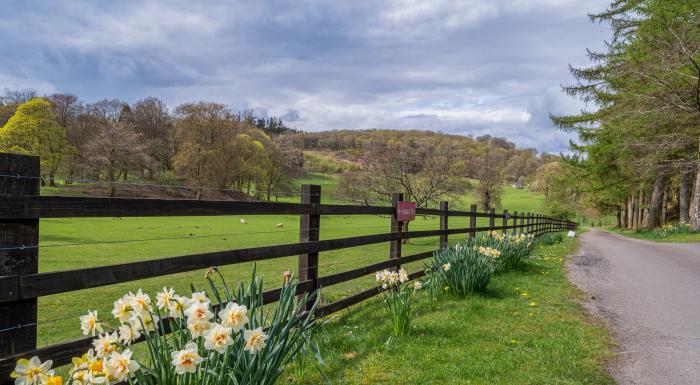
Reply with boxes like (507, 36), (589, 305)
(12, 268), (321, 385)
(477, 246), (502, 259)
(375, 268), (414, 337)
(654, 222), (694, 238)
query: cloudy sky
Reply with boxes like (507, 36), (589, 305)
(0, 0), (610, 153)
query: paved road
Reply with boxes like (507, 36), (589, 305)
(568, 229), (700, 385)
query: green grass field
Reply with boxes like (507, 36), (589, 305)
(287, 235), (615, 385)
(27, 172), (615, 385)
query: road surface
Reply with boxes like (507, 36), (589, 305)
(568, 229), (700, 385)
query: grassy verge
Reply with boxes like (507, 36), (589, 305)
(608, 227), (700, 243)
(289, 235), (615, 385)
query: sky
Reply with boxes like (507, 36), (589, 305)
(0, 0), (610, 153)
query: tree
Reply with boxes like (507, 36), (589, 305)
(0, 98), (74, 185)
(471, 145), (507, 211)
(129, 97), (175, 174)
(83, 120), (150, 196)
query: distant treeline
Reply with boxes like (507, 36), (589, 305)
(0, 90), (563, 212)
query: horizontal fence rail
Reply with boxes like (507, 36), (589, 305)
(0, 153), (576, 382)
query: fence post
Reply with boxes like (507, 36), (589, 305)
(519, 213), (525, 235)
(469, 204), (477, 239)
(489, 208), (495, 234)
(298, 184), (320, 310)
(390, 193), (404, 270)
(439, 201), (448, 249)
(512, 211), (518, 235)
(0, 153), (39, 356)
(502, 209), (509, 234)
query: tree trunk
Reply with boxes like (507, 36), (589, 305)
(616, 207), (622, 228)
(631, 195), (638, 230)
(627, 196), (634, 229)
(622, 201), (628, 228)
(680, 170), (692, 224)
(645, 175), (666, 230)
(636, 189), (644, 229)
(690, 166), (700, 231)
(660, 186), (667, 225)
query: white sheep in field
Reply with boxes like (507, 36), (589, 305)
(240, 218), (247, 224)
(276, 223), (284, 228)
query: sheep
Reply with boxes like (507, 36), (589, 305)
(240, 218), (246, 224)
(276, 223), (284, 228)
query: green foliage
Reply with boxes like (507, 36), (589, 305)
(0, 98), (74, 180)
(469, 232), (535, 272)
(303, 152), (359, 174)
(428, 243), (495, 297)
(537, 232), (565, 245)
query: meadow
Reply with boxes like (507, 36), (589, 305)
(35, 174), (545, 348)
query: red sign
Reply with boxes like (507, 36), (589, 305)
(397, 201), (416, 221)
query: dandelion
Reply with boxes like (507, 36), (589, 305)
(529, 301), (537, 307)
(156, 287), (175, 310)
(171, 343), (204, 375)
(80, 310), (103, 337)
(442, 263), (451, 272)
(244, 327), (268, 354)
(106, 350), (139, 382)
(520, 292), (528, 298)
(203, 324), (233, 353)
(218, 302), (249, 332)
(443, 286), (450, 293)
(11, 357), (54, 385)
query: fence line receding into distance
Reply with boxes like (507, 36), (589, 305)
(0, 152), (576, 382)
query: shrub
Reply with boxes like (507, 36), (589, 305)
(428, 243), (495, 297)
(12, 267), (322, 385)
(469, 232), (535, 271)
(375, 268), (416, 337)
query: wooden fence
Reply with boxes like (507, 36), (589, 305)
(0, 153), (576, 381)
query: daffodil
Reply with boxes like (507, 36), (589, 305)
(80, 311), (103, 337)
(189, 291), (210, 306)
(155, 287), (175, 310)
(413, 281), (423, 290)
(11, 357), (54, 385)
(185, 302), (214, 323)
(106, 350), (139, 382)
(187, 319), (211, 338)
(118, 323), (141, 345)
(218, 302), (249, 332)
(92, 332), (119, 358)
(442, 263), (451, 272)
(111, 296), (133, 323)
(46, 375), (62, 385)
(171, 343), (203, 374)
(130, 289), (152, 314)
(203, 323), (233, 353)
(243, 327), (268, 354)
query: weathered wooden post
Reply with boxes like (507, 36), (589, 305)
(489, 208), (496, 234)
(298, 184), (320, 310)
(519, 213), (525, 235)
(469, 204), (477, 239)
(439, 201), (448, 249)
(390, 193), (404, 270)
(0, 153), (39, 356)
(502, 209), (509, 234)
(512, 211), (518, 235)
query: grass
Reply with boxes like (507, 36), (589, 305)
(608, 227), (700, 243)
(30, 172), (611, 382)
(287, 235), (615, 385)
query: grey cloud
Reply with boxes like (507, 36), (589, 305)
(0, 0), (610, 152)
